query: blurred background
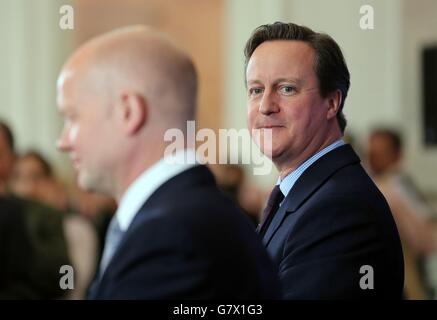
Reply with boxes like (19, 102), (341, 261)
(0, 0), (436, 299)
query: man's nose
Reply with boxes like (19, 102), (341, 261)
(259, 90), (280, 115)
(56, 128), (71, 152)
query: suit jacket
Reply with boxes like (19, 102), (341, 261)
(0, 196), (71, 299)
(88, 165), (281, 299)
(262, 144), (404, 299)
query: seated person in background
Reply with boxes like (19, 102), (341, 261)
(9, 151), (98, 299)
(0, 120), (16, 194)
(0, 196), (70, 299)
(213, 164), (263, 226)
(66, 173), (117, 263)
(0, 122), (70, 299)
(10, 151), (68, 211)
(367, 128), (437, 299)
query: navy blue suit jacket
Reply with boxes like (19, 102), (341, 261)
(262, 144), (404, 299)
(88, 165), (281, 299)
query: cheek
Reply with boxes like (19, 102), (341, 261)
(247, 103), (257, 127)
(281, 103), (304, 131)
(285, 98), (319, 129)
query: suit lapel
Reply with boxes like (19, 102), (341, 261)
(263, 144), (361, 247)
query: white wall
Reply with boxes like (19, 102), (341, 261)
(283, 0), (404, 137)
(0, 0), (73, 179)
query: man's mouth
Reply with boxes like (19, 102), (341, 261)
(257, 125), (284, 129)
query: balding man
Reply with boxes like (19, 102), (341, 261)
(56, 26), (280, 299)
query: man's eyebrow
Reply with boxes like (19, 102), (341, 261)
(274, 77), (302, 85)
(246, 78), (303, 86)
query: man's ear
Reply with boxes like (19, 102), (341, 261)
(326, 89), (342, 120)
(118, 91), (148, 135)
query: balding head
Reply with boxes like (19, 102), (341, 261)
(59, 25), (196, 131)
(56, 26), (197, 198)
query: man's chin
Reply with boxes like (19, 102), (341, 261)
(77, 173), (96, 192)
(257, 145), (283, 160)
(78, 173), (112, 196)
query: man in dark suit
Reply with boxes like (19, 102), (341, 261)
(56, 26), (280, 299)
(244, 22), (404, 299)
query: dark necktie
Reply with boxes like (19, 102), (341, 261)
(257, 185), (284, 237)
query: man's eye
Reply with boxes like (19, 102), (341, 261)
(249, 88), (263, 96)
(279, 86), (295, 95)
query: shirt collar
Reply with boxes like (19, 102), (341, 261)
(277, 139), (345, 198)
(115, 149), (197, 231)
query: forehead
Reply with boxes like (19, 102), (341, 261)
(246, 40), (316, 82)
(57, 70), (79, 111)
(57, 67), (97, 114)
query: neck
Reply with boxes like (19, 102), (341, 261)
(277, 132), (342, 180)
(113, 143), (166, 202)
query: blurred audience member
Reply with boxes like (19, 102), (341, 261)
(9, 150), (99, 299)
(214, 164), (244, 203)
(239, 181), (265, 225)
(0, 120), (16, 194)
(368, 128), (437, 299)
(0, 196), (70, 299)
(10, 151), (68, 211)
(66, 179), (116, 264)
(0, 121), (70, 299)
(213, 164), (263, 225)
